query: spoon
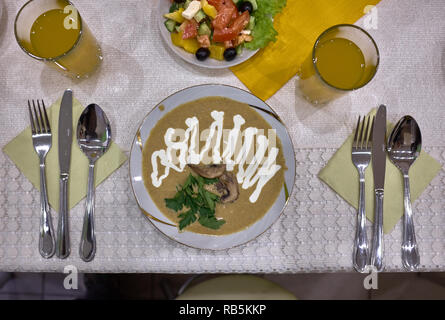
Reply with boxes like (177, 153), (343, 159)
(77, 104), (112, 262)
(387, 116), (421, 271)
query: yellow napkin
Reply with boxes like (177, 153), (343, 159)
(230, 0), (381, 101)
(2, 98), (127, 211)
(318, 109), (442, 234)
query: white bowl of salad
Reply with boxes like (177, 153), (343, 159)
(158, 0), (286, 69)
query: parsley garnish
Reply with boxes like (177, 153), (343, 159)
(165, 174), (225, 231)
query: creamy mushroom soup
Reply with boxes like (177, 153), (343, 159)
(142, 97), (286, 235)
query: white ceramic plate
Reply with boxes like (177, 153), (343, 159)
(129, 84), (296, 250)
(158, 0), (259, 69)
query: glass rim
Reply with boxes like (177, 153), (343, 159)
(14, 0), (84, 62)
(311, 23), (380, 92)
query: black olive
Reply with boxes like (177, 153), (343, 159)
(196, 47), (210, 61)
(238, 1), (253, 14)
(223, 47), (237, 61)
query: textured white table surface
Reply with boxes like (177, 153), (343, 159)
(0, 0), (444, 273)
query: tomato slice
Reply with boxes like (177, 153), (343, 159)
(182, 19), (198, 40)
(212, 6), (236, 29)
(223, 0), (237, 11)
(212, 11), (249, 42)
(209, 0), (236, 12)
(208, 0), (224, 10)
(231, 8), (239, 20)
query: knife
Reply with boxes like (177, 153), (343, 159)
(370, 104), (386, 272)
(57, 89), (73, 259)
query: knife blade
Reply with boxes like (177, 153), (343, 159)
(370, 104), (386, 272)
(56, 89), (73, 259)
(59, 90), (73, 175)
(372, 105), (387, 190)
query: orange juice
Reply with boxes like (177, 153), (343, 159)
(315, 38), (367, 90)
(297, 25), (379, 104)
(30, 9), (80, 58)
(15, 0), (102, 78)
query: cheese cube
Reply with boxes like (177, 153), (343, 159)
(182, 1), (202, 20)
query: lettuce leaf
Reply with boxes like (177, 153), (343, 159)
(257, 0), (287, 16)
(244, 0), (287, 50)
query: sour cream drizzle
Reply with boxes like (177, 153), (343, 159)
(150, 110), (281, 203)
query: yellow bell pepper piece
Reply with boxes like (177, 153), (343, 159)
(164, 8), (185, 24)
(171, 31), (200, 54)
(182, 38), (200, 54)
(209, 44), (225, 60)
(201, 0), (217, 19)
(171, 31), (184, 48)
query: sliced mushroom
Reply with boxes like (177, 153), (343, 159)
(188, 164), (226, 179)
(203, 182), (228, 198)
(215, 181), (229, 196)
(218, 171), (239, 203)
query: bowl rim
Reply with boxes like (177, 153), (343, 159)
(157, 0), (260, 69)
(129, 83), (296, 250)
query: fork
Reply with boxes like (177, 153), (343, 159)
(351, 115), (373, 273)
(28, 100), (56, 259)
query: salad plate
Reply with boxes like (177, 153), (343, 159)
(129, 84), (296, 250)
(158, 0), (260, 69)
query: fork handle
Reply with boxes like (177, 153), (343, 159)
(38, 159), (55, 259)
(56, 175), (70, 259)
(353, 171), (369, 272)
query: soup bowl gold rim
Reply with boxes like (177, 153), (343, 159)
(129, 83), (296, 250)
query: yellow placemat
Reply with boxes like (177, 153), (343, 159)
(2, 98), (127, 211)
(230, 0), (381, 101)
(319, 109), (442, 234)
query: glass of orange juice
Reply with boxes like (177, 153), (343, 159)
(298, 24), (379, 104)
(15, 0), (102, 79)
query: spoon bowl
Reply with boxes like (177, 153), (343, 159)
(77, 103), (112, 262)
(387, 115), (422, 271)
(77, 104), (112, 163)
(387, 116), (422, 173)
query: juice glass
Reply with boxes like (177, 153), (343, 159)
(298, 24), (379, 104)
(15, 0), (102, 79)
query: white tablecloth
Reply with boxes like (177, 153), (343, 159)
(0, 0), (444, 273)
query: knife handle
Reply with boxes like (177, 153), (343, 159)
(370, 189), (384, 272)
(57, 174), (70, 259)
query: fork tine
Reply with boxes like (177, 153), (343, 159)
(363, 116), (370, 146)
(37, 100), (47, 133)
(353, 116), (361, 148)
(41, 100), (51, 133)
(367, 116), (375, 148)
(358, 116), (366, 149)
(28, 100), (36, 134)
(32, 100), (41, 134)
